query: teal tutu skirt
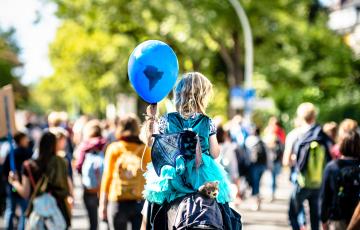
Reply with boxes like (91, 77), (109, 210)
(143, 154), (233, 204)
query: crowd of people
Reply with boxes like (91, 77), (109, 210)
(0, 82), (359, 229)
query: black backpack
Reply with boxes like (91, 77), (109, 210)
(249, 140), (267, 165)
(146, 194), (242, 230)
(333, 160), (360, 223)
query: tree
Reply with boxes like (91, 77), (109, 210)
(36, 0), (360, 122)
(0, 27), (29, 108)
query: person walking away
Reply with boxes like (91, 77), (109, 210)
(99, 114), (151, 230)
(245, 127), (269, 210)
(264, 116), (285, 201)
(323, 122), (338, 160)
(48, 111), (74, 178)
(320, 131), (360, 230)
(330, 119), (358, 160)
(50, 127), (74, 207)
(76, 120), (106, 230)
(8, 132), (71, 229)
(2, 132), (32, 230)
(217, 126), (241, 202)
(288, 102), (332, 230)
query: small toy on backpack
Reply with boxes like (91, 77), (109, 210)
(199, 181), (219, 199)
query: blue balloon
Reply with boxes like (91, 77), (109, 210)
(128, 40), (179, 103)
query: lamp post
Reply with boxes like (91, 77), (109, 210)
(228, 0), (253, 89)
(228, 0), (254, 124)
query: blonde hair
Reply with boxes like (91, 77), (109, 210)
(338, 118), (358, 144)
(296, 102), (317, 123)
(174, 72), (213, 118)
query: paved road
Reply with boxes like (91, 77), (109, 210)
(0, 169), (293, 230)
(236, 169), (292, 230)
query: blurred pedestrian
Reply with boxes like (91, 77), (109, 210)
(229, 115), (249, 148)
(50, 127), (74, 206)
(264, 116), (286, 144)
(288, 102), (332, 230)
(48, 111), (74, 172)
(76, 120), (106, 230)
(323, 121), (338, 159)
(264, 117), (285, 201)
(320, 131), (360, 230)
(2, 132), (32, 230)
(330, 119), (358, 159)
(245, 126), (268, 210)
(217, 126), (241, 200)
(8, 132), (71, 228)
(99, 114), (151, 230)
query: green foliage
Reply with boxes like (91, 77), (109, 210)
(33, 0), (360, 123)
(0, 28), (29, 107)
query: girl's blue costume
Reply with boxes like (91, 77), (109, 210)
(143, 112), (232, 204)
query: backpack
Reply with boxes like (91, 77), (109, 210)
(113, 143), (145, 200)
(333, 161), (360, 222)
(168, 193), (223, 229)
(295, 125), (330, 189)
(81, 151), (104, 189)
(23, 167), (66, 230)
(147, 194), (242, 230)
(249, 140), (267, 165)
(27, 192), (67, 230)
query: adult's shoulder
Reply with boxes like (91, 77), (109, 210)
(324, 160), (341, 174)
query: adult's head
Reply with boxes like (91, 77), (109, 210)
(339, 131), (360, 159)
(337, 119), (358, 144)
(82, 119), (102, 140)
(115, 114), (141, 139)
(48, 111), (62, 127)
(49, 127), (68, 152)
(296, 102), (317, 125)
(323, 121), (338, 142)
(13, 132), (29, 148)
(37, 132), (57, 172)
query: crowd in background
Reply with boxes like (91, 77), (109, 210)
(0, 102), (359, 230)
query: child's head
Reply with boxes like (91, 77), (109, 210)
(174, 72), (213, 118)
(13, 132), (29, 148)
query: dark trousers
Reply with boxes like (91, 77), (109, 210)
(4, 193), (28, 230)
(83, 192), (99, 230)
(289, 186), (320, 230)
(107, 200), (144, 230)
(249, 163), (266, 196)
(271, 161), (282, 195)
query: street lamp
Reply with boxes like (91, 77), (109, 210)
(227, 0), (253, 89)
(228, 0), (254, 124)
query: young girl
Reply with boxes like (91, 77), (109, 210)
(143, 72), (232, 205)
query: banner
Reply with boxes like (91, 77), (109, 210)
(0, 85), (16, 138)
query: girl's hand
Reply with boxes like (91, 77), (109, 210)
(146, 104), (157, 117)
(8, 171), (19, 185)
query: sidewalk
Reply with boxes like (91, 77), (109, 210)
(236, 169), (292, 230)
